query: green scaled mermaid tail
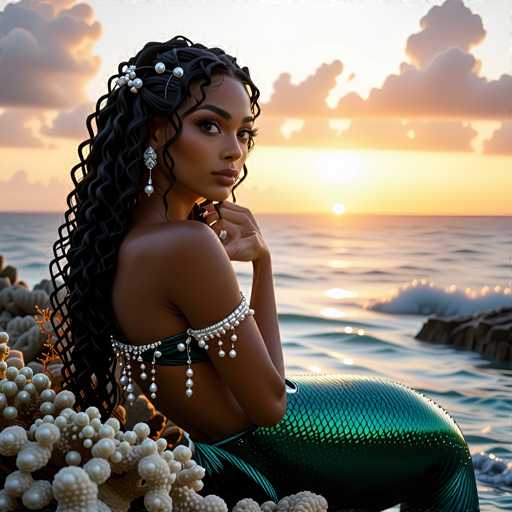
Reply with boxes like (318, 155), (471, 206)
(193, 373), (479, 511)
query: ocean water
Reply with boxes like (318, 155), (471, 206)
(1, 211), (511, 511)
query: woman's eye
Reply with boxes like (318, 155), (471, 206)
(199, 121), (256, 143)
(200, 121), (220, 134)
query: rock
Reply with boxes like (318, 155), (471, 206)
(416, 306), (512, 361)
(34, 278), (54, 297)
(0, 277), (10, 291)
(0, 266), (17, 285)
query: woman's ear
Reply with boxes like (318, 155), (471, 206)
(148, 117), (173, 147)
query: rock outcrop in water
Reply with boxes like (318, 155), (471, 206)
(415, 306), (512, 362)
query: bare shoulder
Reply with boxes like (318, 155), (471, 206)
(120, 219), (231, 309)
(121, 220), (213, 266)
(149, 220), (226, 285)
(157, 219), (238, 309)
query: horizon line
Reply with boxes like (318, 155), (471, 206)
(0, 210), (511, 217)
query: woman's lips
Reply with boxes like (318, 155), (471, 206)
(213, 174), (236, 186)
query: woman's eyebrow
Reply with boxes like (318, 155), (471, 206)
(185, 104), (254, 123)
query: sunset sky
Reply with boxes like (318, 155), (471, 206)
(0, 0), (510, 214)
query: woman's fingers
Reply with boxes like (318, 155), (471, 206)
(220, 201), (259, 229)
(204, 205), (256, 231)
(208, 218), (240, 241)
(220, 208), (253, 227)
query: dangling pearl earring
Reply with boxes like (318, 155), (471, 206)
(143, 146), (157, 197)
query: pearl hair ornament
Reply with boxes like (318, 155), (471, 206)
(115, 61), (184, 95)
(110, 291), (253, 403)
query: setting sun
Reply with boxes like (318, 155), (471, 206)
(332, 203), (346, 215)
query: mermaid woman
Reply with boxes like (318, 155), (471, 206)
(49, 35), (480, 511)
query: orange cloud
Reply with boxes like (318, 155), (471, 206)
(260, 61), (343, 117)
(482, 122), (512, 155)
(41, 102), (95, 139)
(335, 48), (512, 121)
(255, 116), (477, 152)
(0, 109), (46, 147)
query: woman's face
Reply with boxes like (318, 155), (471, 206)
(151, 73), (255, 203)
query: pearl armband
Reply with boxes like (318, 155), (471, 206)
(110, 291), (253, 405)
(180, 291), (254, 398)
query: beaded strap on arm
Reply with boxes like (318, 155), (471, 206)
(179, 291), (253, 398)
(111, 291), (254, 405)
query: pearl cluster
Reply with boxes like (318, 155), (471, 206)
(110, 336), (162, 407)
(115, 61), (184, 95)
(180, 291), (254, 398)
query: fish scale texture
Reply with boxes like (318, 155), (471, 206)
(194, 373), (479, 511)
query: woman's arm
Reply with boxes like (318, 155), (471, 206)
(250, 250), (285, 380)
(167, 222), (286, 425)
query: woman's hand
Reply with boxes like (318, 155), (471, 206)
(202, 201), (270, 263)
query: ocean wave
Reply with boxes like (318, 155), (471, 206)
(364, 279), (512, 316)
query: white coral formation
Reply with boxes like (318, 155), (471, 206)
(0, 262), (57, 365)
(273, 491), (328, 511)
(230, 491), (328, 512)
(0, 329), (329, 512)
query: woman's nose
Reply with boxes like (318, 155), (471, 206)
(223, 134), (243, 160)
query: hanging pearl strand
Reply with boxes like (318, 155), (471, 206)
(111, 335), (162, 406)
(178, 292), (254, 398)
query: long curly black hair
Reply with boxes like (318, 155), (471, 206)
(48, 35), (261, 422)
